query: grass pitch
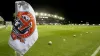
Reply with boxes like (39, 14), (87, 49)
(96, 51), (100, 56)
(0, 25), (100, 56)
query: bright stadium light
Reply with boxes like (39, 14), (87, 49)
(59, 17), (63, 19)
(47, 14), (51, 17)
(35, 12), (65, 20)
(44, 13), (47, 16)
(62, 18), (65, 20)
(40, 13), (44, 16)
(35, 12), (38, 16)
(54, 15), (57, 18)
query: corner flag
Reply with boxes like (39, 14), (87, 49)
(8, 1), (38, 55)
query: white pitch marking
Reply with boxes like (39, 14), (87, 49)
(91, 45), (100, 56)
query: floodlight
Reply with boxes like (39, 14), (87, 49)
(54, 15), (57, 18)
(59, 17), (63, 19)
(35, 12), (38, 16)
(44, 13), (47, 16)
(40, 13), (44, 16)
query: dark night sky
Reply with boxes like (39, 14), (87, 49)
(0, 0), (100, 24)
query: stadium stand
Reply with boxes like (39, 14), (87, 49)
(35, 12), (64, 25)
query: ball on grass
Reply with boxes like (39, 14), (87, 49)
(86, 32), (88, 34)
(73, 35), (76, 37)
(63, 39), (66, 41)
(48, 41), (52, 45)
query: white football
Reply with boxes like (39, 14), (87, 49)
(63, 39), (66, 41)
(48, 41), (52, 45)
(73, 35), (76, 37)
(86, 32), (88, 34)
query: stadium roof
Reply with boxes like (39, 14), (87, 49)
(0, 16), (4, 21)
(35, 12), (65, 20)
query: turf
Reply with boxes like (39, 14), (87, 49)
(0, 25), (100, 56)
(96, 50), (100, 56)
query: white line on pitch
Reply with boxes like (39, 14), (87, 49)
(91, 45), (100, 56)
